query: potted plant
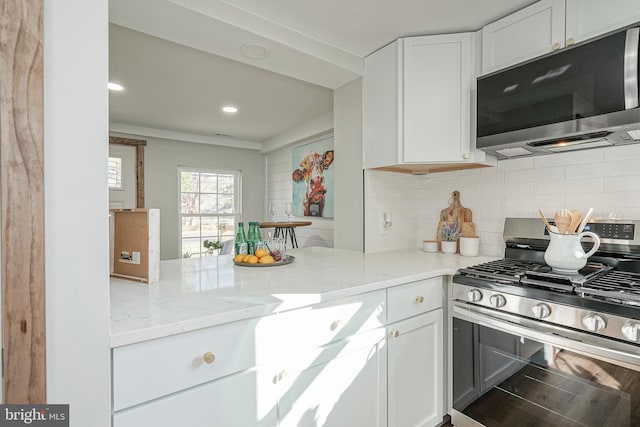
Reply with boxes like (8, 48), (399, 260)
(203, 239), (223, 255)
(440, 220), (460, 254)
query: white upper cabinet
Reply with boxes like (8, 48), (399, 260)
(482, 0), (565, 74)
(565, 0), (640, 44)
(482, 0), (640, 75)
(364, 33), (492, 171)
(403, 35), (471, 163)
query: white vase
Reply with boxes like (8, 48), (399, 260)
(459, 237), (480, 257)
(441, 241), (457, 254)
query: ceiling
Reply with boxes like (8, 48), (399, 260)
(109, 0), (538, 146)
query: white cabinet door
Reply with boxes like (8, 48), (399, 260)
(388, 310), (444, 427)
(565, 0), (640, 44)
(363, 40), (402, 170)
(113, 368), (278, 427)
(403, 34), (473, 163)
(482, 0), (565, 74)
(278, 329), (387, 427)
(363, 34), (491, 170)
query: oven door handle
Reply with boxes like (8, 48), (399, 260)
(452, 302), (640, 371)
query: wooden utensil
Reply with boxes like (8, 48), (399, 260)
(577, 208), (595, 233)
(538, 209), (553, 231)
(554, 209), (572, 234)
(569, 209), (582, 234)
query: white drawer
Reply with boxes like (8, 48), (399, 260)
(113, 317), (260, 410)
(262, 290), (386, 360)
(387, 278), (442, 324)
(113, 368), (278, 427)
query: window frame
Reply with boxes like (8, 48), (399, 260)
(177, 167), (242, 258)
(108, 156), (124, 190)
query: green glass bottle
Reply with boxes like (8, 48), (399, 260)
(234, 222), (247, 255)
(246, 222), (257, 255)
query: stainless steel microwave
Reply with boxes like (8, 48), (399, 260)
(476, 25), (640, 159)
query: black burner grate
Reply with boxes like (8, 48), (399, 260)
(458, 259), (545, 284)
(579, 270), (640, 304)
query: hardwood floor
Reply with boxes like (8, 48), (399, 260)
(458, 349), (640, 426)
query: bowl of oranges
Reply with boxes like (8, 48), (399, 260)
(233, 248), (294, 267)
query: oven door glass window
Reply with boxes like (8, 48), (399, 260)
(453, 318), (639, 426)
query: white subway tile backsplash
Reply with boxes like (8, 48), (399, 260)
(505, 193), (564, 210)
(564, 163), (604, 179)
(505, 166), (564, 183)
(364, 145), (640, 255)
(496, 157), (535, 170)
(534, 177), (603, 194)
(503, 182), (534, 197)
(566, 158), (640, 179)
(533, 149), (603, 167)
(603, 144), (640, 161)
(604, 175), (640, 192)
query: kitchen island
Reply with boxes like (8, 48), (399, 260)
(110, 247), (495, 347)
(110, 247), (497, 427)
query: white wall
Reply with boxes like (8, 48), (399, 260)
(44, 0), (111, 425)
(111, 134), (265, 260)
(265, 137), (335, 248)
(261, 112), (333, 153)
(333, 78), (364, 251)
(365, 144), (640, 256)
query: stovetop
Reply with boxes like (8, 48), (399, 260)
(454, 217), (640, 307)
(455, 257), (640, 305)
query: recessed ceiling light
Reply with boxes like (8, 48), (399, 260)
(222, 106), (238, 113)
(108, 82), (125, 91)
(240, 43), (270, 60)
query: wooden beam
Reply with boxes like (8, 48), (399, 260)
(0, 0), (46, 403)
(109, 136), (146, 208)
(108, 136), (146, 147)
(136, 145), (145, 208)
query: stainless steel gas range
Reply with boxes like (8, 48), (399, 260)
(451, 217), (640, 427)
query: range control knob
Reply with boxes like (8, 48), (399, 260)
(622, 320), (640, 342)
(468, 289), (483, 303)
(489, 294), (507, 308)
(582, 313), (607, 332)
(532, 303), (551, 319)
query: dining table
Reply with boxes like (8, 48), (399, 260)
(258, 221), (312, 248)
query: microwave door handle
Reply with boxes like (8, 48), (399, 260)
(624, 27), (639, 109)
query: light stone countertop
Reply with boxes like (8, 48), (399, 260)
(110, 247), (497, 347)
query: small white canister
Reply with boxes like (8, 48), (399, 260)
(459, 236), (480, 257)
(423, 240), (438, 252)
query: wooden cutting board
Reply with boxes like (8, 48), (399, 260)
(436, 191), (476, 252)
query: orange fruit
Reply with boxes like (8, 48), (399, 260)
(259, 255), (275, 264)
(255, 248), (268, 258)
(233, 254), (245, 263)
(247, 255), (259, 264)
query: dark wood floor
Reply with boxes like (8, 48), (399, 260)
(457, 349), (640, 426)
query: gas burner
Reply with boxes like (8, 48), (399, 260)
(457, 259), (544, 285)
(458, 259), (614, 294)
(578, 270), (640, 306)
